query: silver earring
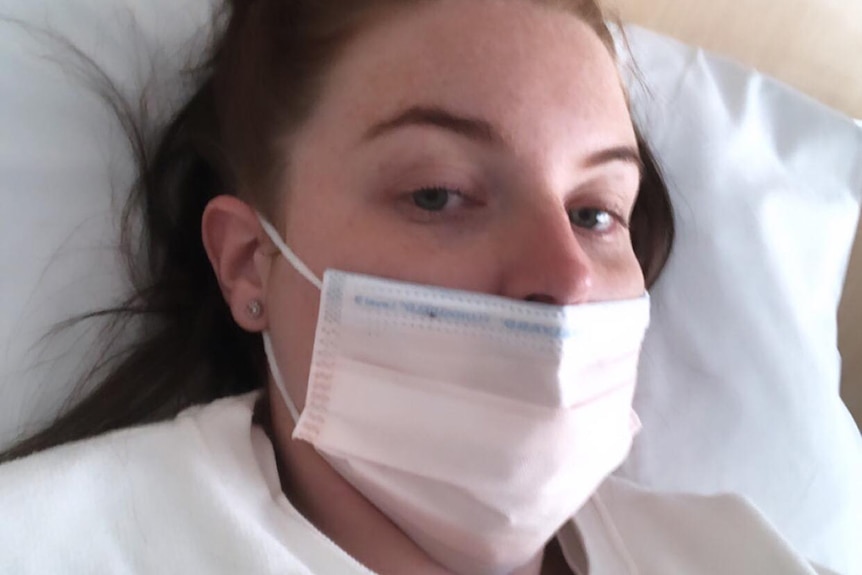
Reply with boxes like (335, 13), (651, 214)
(246, 299), (263, 319)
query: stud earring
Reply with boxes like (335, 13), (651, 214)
(246, 299), (263, 319)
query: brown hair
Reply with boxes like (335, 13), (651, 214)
(0, 0), (673, 463)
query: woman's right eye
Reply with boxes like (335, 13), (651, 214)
(410, 187), (460, 212)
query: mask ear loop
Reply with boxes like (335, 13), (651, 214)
(262, 331), (301, 423)
(258, 216), (324, 291)
(257, 214), (324, 424)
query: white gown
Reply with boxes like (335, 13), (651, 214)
(0, 393), (839, 574)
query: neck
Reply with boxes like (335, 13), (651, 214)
(256, 387), (552, 575)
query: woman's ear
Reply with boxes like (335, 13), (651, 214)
(201, 195), (273, 332)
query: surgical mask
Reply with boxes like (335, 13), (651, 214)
(258, 217), (649, 575)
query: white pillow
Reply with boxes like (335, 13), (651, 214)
(615, 26), (862, 575)
(0, 4), (859, 574)
(0, 0), (215, 442)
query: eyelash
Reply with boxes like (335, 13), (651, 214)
(404, 186), (473, 222)
(403, 185), (630, 235)
(567, 206), (629, 235)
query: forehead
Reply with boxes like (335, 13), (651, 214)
(304, 0), (634, 155)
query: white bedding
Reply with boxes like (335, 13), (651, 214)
(0, 393), (840, 575)
(0, 4), (859, 573)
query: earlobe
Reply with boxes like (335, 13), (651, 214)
(201, 195), (271, 332)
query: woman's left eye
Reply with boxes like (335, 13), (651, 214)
(568, 207), (617, 232)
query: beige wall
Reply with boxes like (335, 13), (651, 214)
(602, 0), (862, 118)
(602, 0), (862, 427)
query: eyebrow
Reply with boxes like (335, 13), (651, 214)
(364, 105), (500, 145)
(364, 105), (643, 174)
(585, 146), (644, 177)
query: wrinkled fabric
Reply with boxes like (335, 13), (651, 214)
(0, 393), (838, 575)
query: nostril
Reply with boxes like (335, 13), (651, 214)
(525, 293), (557, 305)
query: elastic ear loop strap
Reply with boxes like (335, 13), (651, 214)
(258, 216), (324, 291)
(263, 331), (301, 423)
(257, 214), (323, 423)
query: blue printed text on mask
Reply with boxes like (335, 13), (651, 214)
(354, 295), (491, 325)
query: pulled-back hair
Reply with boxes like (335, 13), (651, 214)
(1, 0), (673, 463)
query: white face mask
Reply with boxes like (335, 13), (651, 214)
(258, 217), (649, 575)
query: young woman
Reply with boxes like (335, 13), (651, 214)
(0, 1), (835, 573)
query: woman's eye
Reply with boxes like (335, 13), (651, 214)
(411, 187), (454, 212)
(568, 207), (616, 232)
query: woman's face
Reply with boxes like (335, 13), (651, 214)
(263, 0), (644, 412)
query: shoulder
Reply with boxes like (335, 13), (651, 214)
(0, 392), (261, 493)
(0, 392), (289, 573)
(0, 391), (377, 575)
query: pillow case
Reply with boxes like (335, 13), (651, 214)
(0, 0), (215, 444)
(614, 25), (862, 575)
(0, 3), (859, 574)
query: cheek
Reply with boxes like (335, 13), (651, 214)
(606, 251), (647, 299)
(264, 259), (323, 409)
(587, 240), (647, 301)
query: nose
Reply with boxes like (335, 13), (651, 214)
(498, 204), (593, 306)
